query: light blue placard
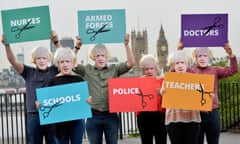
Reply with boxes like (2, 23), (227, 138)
(78, 9), (126, 44)
(36, 81), (92, 125)
(1, 5), (51, 44)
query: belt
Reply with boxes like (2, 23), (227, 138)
(91, 109), (110, 115)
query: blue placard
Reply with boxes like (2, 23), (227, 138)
(36, 81), (92, 125)
(78, 9), (126, 44)
(1, 5), (51, 44)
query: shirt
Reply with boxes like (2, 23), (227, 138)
(188, 56), (238, 109)
(165, 108), (201, 125)
(74, 63), (130, 111)
(21, 65), (58, 112)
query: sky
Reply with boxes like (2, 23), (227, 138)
(0, 0), (240, 70)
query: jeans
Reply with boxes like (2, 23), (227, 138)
(54, 119), (85, 144)
(86, 111), (119, 144)
(27, 112), (55, 144)
(197, 109), (220, 144)
(137, 111), (167, 144)
(166, 122), (200, 144)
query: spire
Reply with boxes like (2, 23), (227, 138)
(159, 23), (166, 42)
(160, 24), (164, 34)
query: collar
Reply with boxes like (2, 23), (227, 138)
(94, 65), (108, 70)
(37, 67), (49, 72)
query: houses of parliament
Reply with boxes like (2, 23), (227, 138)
(127, 24), (168, 77)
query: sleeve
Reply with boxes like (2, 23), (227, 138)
(217, 56), (238, 79)
(117, 62), (131, 75)
(74, 64), (86, 77)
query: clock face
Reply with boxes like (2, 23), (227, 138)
(161, 46), (167, 51)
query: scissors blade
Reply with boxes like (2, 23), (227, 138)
(100, 29), (111, 33)
(25, 26), (35, 30)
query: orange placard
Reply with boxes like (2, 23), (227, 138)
(108, 77), (163, 112)
(162, 72), (214, 111)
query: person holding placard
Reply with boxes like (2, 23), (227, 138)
(177, 41), (238, 144)
(137, 54), (167, 144)
(73, 34), (135, 144)
(160, 50), (201, 144)
(44, 47), (85, 144)
(1, 33), (59, 144)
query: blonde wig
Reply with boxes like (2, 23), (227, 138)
(139, 54), (160, 72)
(89, 44), (111, 61)
(30, 46), (52, 64)
(54, 47), (77, 69)
(171, 50), (189, 66)
(192, 47), (213, 63)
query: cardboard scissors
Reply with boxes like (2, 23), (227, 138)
(135, 87), (154, 108)
(86, 23), (111, 41)
(11, 20), (35, 39)
(196, 83), (214, 106)
(201, 16), (224, 35)
(40, 101), (63, 119)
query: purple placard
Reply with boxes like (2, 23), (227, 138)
(181, 14), (228, 47)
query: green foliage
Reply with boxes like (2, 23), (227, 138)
(211, 60), (240, 82)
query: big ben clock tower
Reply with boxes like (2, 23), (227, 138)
(157, 25), (168, 72)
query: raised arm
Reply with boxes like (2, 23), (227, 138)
(51, 30), (62, 48)
(124, 34), (135, 68)
(51, 31), (82, 56)
(223, 42), (234, 58)
(73, 36), (82, 55)
(1, 35), (24, 74)
(177, 38), (184, 50)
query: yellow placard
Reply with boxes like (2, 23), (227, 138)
(162, 72), (215, 111)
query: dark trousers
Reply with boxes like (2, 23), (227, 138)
(137, 111), (167, 144)
(197, 109), (220, 144)
(86, 109), (119, 144)
(166, 122), (200, 144)
(27, 112), (55, 144)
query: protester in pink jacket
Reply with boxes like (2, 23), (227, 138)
(178, 41), (238, 144)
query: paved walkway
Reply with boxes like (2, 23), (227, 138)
(117, 131), (240, 144)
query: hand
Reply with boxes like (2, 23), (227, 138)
(51, 30), (58, 44)
(35, 101), (41, 109)
(86, 96), (93, 104)
(75, 36), (82, 48)
(223, 42), (233, 57)
(124, 34), (130, 46)
(1, 34), (9, 46)
(177, 38), (184, 50)
(159, 88), (165, 96)
(156, 88), (162, 96)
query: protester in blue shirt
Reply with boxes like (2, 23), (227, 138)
(1, 32), (60, 144)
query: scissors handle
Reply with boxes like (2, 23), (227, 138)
(201, 99), (206, 106)
(86, 29), (95, 34)
(43, 112), (49, 119)
(147, 94), (154, 99)
(11, 27), (20, 32)
(142, 101), (147, 108)
(15, 33), (21, 39)
(90, 35), (96, 41)
(214, 17), (221, 23)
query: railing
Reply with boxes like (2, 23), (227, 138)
(0, 82), (240, 143)
(0, 93), (27, 144)
(219, 82), (240, 131)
